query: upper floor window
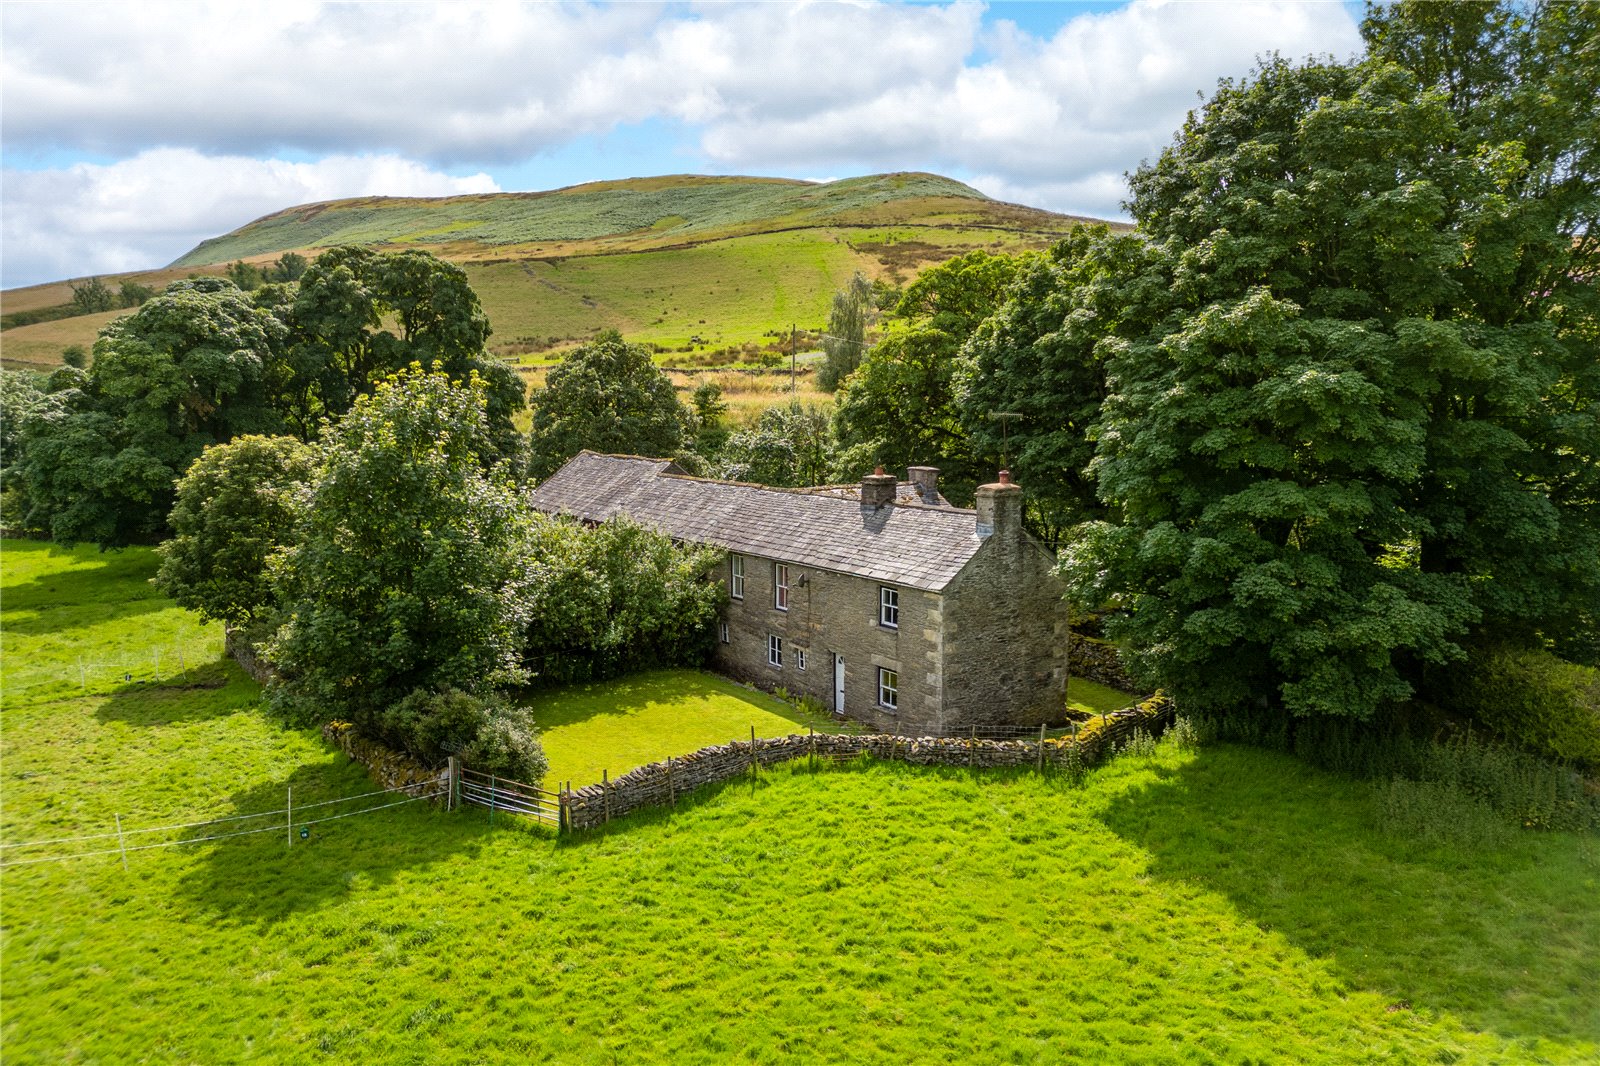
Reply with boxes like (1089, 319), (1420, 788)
(879, 586), (899, 629)
(774, 563), (789, 611)
(878, 668), (899, 709)
(768, 634), (784, 667)
(730, 554), (745, 599)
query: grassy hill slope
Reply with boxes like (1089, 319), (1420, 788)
(3, 172), (1117, 368)
(172, 172), (1079, 266)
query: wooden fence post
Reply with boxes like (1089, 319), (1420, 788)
(1037, 723), (1046, 773)
(558, 785), (568, 834)
(750, 726), (757, 778)
(489, 774), (496, 826)
(286, 786), (293, 848)
(969, 726), (976, 768)
(447, 756), (458, 811)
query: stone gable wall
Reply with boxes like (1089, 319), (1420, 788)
(940, 535), (1071, 728)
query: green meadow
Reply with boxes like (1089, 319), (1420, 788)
(3, 540), (1595, 1063)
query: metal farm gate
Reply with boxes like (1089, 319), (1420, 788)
(456, 766), (564, 829)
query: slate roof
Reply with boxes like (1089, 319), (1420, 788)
(528, 451), (985, 592)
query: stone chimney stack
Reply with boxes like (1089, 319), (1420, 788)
(906, 466), (940, 504)
(975, 469), (1023, 541)
(860, 465), (898, 509)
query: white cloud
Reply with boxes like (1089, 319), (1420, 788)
(1, 151), (497, 288)
(694, 0), (1364, 219)
(0, 1), (1367, 284)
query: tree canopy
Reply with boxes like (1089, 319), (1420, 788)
(268, 366), (533, 727)
(526, 330), (687, 480)
(831, 251), (1026, 499)
(8, 248), (524, 547)
(1056, 1), (1599, 722)
(14, 279), (287, 546)
(154, 434), (317, 629)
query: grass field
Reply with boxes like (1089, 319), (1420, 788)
(4, 541), (1596, 1063)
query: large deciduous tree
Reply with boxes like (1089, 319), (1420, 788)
(154, 435), (317, 629)
(1061, 3), (1599, 722)
(526, 330), (687, 480)
(269, 367), (533, 728)
(816, 271), (875, 391)
(957, 227), (1165, 545)
(831, 251), (1025, 499)
(14, 279), (287, 546)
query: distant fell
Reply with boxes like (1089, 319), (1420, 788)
(172, 172), (1089, 266)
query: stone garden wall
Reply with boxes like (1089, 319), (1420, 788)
(562, 694), (1174, 831)
(224, 627), (275, 685)
(321, 722), (449, 800)
(1069, 635), (1143, 694)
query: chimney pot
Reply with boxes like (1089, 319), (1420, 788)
(860, 467), (897, 509)
(975, 471), (1023, 540)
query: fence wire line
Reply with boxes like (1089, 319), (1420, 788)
(0, 781), (443, 852)
(0, 791), (443, 870)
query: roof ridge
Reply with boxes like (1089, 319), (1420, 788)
(588, 451), (977, 516)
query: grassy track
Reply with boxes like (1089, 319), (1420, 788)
(3, 541), (1596, 1063)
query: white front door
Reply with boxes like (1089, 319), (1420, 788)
(834, 655), (845, 713)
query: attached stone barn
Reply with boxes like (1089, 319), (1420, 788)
(528, 451), (1070, 734)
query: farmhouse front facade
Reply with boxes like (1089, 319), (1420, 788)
(529, 451), (1070, 734)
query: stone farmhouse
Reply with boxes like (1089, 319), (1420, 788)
(528, 451), (1070, 735)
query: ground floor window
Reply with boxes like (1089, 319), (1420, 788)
(878, 667), (898, 709)
(796, 648), (807, 670)
(720, 621), (729, 644)
(768, 634), (783, 667)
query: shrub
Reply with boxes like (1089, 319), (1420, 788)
(377, 688), (548, 785)
(1442, 645), (1600, 771)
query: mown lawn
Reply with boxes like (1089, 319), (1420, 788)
(520, 668), (847, 789)
(3, 540), (1597, 1063)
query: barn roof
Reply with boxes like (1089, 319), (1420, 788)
(527, 451), (984, 592)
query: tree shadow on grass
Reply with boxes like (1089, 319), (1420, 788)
(0, 585), (173, 634)
(95, 656), (258, 726)
(173, 756), (492, 927)
(1098, 744), (1600, 1052)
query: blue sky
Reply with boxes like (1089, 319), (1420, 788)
(0, 1), (1366, 289)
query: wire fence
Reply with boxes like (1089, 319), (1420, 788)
(0, 781), (443, 871)
(5, 630), (229, 705)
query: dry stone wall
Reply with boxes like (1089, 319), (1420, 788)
(563, 694), (1173, 831)
(322, 722), (449, 800)
(1069, 635), (1143, 694)
(224, 627), (275, 685)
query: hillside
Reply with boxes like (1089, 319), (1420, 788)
(2, 172), (1119, 368)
